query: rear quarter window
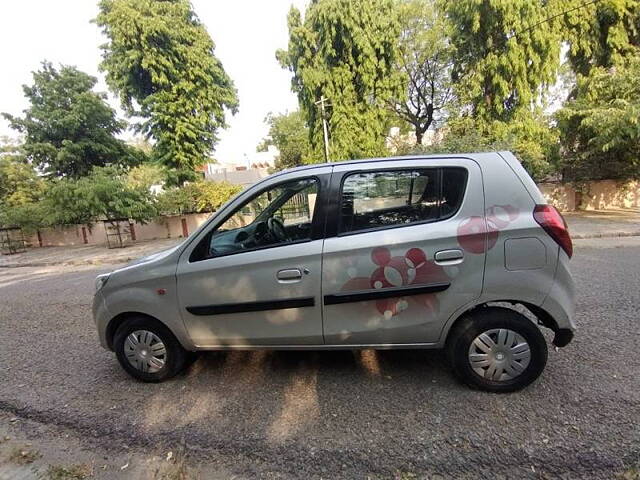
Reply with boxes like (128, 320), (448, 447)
(338, 167), (467, 235)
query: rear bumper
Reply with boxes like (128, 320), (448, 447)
(540, 250), (576, 340)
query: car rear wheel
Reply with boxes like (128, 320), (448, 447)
(447, 307), (548, 393)
(113, 316), (188, 382)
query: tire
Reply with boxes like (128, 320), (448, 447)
(446, 307), (548, 393)
(113, 316), (188, 382)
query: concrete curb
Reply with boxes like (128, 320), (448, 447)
(0, 257), (136, 269)
(2, 231), (639, 268)
(571, 231), (640, 240)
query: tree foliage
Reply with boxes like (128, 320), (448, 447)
(96, 0), (239, 176)
(388, 0), (454, 145)
(560, 0), (640, 76)
(445, 0), (561, 122)
(0, 141), (48, 230)
(2, 62), (133, 178)
(407, 110), (558, 180)
(257, 111), (319, 170)
(157, 180), (241, 215)
(556, 51), (640, 181)
(126, 163), (167, 190)
(43, 166), (158, 226)
(0, 143), (46, 209)
(277, 0), (404, 160)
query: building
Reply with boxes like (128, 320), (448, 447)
(202, 146), (278, 188)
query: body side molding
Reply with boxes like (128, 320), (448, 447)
(324, 283), (450, 306)
(186, 297), (315, 316)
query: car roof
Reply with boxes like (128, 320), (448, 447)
(275, 151), (509, 177)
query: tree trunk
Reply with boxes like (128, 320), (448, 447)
(416, 127), (423, 146)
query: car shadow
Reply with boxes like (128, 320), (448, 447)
(190, 347), (449, 379)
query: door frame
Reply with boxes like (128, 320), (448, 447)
(319, 157), (485, 345)
(174, 167), (334, 347)
(176, 166), (334, 265)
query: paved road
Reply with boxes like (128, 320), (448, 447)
(0, 238), (639, 479)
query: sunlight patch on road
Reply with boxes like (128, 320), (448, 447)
(267, 366), (319, 444)
(357, 349), (381, 376)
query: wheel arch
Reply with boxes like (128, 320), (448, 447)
(105, 312), (174, 351)
(443, 300), (570, 348)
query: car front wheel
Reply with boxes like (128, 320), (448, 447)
(447, 307), (548, 393)
(113, 316), (188, 382)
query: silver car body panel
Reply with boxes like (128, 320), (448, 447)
(322, 157), (485, 345)
(175, 166), (332, 347)
(177, 239), (324, 347)
(93, 152), (575, 352)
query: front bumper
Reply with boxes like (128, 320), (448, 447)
(92, 291), (111, 350)
(552, 328), (574, 347)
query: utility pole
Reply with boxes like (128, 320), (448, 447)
(315, 95), (331, 163)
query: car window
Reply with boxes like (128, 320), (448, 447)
(190, 178), (318, 261)
(440, 167), (467, 217)
(339, 167), (466, 234)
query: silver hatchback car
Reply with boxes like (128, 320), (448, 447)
(93, 152), (575, 392)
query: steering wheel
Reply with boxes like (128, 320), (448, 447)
(267, 217), (288, 242)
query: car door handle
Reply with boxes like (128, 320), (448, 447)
(277, 268), (303, 283)
(434, 249), (464, 265)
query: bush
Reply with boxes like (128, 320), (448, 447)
(125, 163), (166, 190)
(43, 166), (158, 226)
(157, 180), (242, 215)
(0, 202), (48, 233)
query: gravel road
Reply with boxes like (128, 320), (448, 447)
(0, 237), (639, 479)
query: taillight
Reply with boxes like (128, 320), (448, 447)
(533, 204), (573, 258)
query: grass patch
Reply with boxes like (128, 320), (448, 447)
(8, 445), (40, 465)
(393, 472), (418, 480)
(154, 461), (194, 480)
(154, 450), (195, 480)
(619, 465), (640, 480)
(47, 463), (92, 479)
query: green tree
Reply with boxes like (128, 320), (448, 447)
(126, 163), (167, 190)
(157, 180), (241, 215)
(556, 51), (640, 181)
(2, 62), (133, 178)
(96, 0), (239, 177)
(445, 0), (561, 122)
(0, 203), (48, 232)
(411, 110), (558, 180)
(0, 141), (48, 230)
(156, 186), (193, 216)
(44, 166), (158, 226)
(560, 0), (640, 76)
(0, 143), (46, 208)
(277, 0), (404, 160)
(189, 181), (242, 213)
(388, 0), (454, 145)
(257, 111), (319, 170)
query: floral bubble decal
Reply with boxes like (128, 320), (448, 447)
(457, 205), (519, 254)
(341, 247), (448, 319)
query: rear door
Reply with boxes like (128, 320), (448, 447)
(321, 158), (485, 345)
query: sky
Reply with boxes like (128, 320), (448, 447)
(0, 0), (308, 164)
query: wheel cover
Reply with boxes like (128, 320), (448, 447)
(468, 328), (531, 381)
(124, 330), (167, 373)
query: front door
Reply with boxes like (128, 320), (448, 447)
(176, 173), (328, 347)
(321, 159), (485, 345)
